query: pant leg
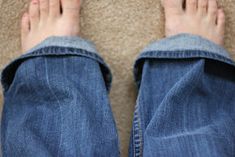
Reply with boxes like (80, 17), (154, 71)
(129, 34), (235, 157)
(1, 37), (120, 157)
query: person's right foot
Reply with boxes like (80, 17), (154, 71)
(162, 0), (225, 46)
(21, 0), (81, 52)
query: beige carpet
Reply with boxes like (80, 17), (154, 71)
(1, 0), (235, 156)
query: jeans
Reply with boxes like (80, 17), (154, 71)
(1, 34), (235, 157)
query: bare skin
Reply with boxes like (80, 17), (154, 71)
(21, 0), (81, 52)
(21, 0), (225, 52)
(162, 0), (225, 46)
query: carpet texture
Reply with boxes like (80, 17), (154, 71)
(0, 0), (235, 156)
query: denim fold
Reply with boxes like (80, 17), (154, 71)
(1, 36), (119, 157)
(130, 34), (235, 157)
(134, 34), (235, 88)
(1, 36), (112, 92)
(1, 34), (235, 157)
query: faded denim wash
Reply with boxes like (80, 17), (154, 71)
(1, 34), (235, 157)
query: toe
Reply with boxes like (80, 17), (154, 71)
(21, 13), (30, 42)
(162, 0), (184, 15)
(186, 0), (197, 14)
(39, 0), (49, 20)
(217, 9), (225, 31)
(29, 0), (40, 29)
(198, 0), (208, 15)
(208, 0), (218, 23)
(49, 0), (60, 17)
(216, 9), (225, 45)
(61, 0), (81, 18)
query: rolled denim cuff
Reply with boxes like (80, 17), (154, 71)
(1, 36), (112, 92)
(134, 33), (235, 87)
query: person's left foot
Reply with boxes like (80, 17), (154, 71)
(161, 0), (225, 46)
(21, 0), (81, 52)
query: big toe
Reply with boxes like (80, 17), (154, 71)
(61, 0), (81, 18)
(162, 0), (184, 15)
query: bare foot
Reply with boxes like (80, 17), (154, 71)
(162, 0), (225, 46)
(21, 0), (81, 52)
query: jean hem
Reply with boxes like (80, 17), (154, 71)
(134, 34), (235, 88)
(1, 37), (112, 92)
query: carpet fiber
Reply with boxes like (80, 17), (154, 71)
(1, 0), (235, 156)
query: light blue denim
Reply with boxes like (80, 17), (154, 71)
(1, 34), (235, 157)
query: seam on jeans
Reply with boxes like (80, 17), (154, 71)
(22, 46), (109, 71)
(133, 50), (235, 88)
(1, 46), (112, 92)
(44, 59), (63, 156)
(142, 34), (230, 58)
(133, 100), (143, 157)
(137, 50), (235, 66)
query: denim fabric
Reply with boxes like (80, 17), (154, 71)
(129, 34), (235, 157)
(1, 34), (235, 157)
(1, 37), (119, 157)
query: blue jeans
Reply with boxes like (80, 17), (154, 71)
(1, 34), (235, 157)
